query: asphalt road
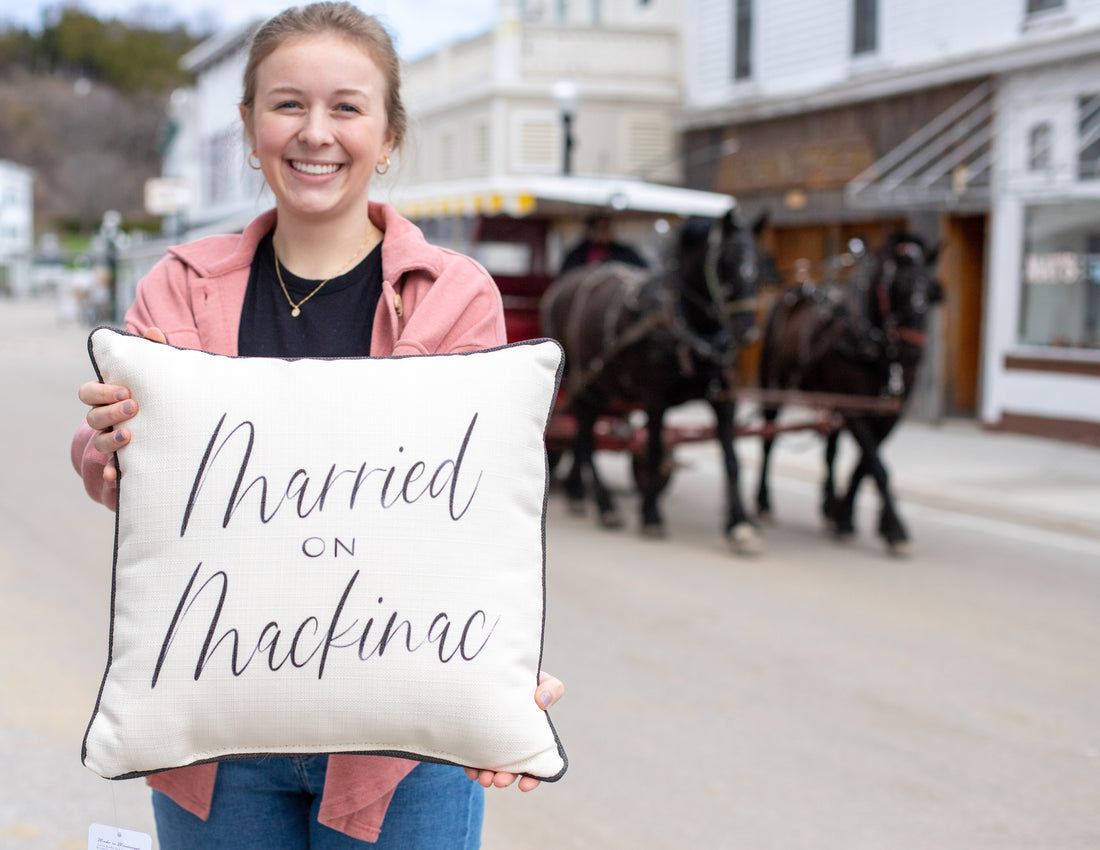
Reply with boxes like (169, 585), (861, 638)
(2, 297), (1098, 849)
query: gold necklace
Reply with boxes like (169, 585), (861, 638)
(273, 231), (373, 317)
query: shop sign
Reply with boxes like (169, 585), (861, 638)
(1024, 252), (1087, 286)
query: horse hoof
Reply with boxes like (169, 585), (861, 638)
(829, 516), (855, 538)
(756, 509), (774, 525)
(641, 522), (667, 539)
(599, 510), (624, 529)
(887, 539), (912, 557)
(729, 522), (764, 555)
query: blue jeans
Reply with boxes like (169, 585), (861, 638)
(152, 756), (484, 849)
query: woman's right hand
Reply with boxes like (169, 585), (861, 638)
(77, 327), (166, 482)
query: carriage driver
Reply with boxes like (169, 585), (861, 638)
(560, 213), (649, 275)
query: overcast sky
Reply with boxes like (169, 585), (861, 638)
(1, 0), (498, 60)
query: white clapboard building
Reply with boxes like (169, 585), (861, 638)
(681, 0), (1100, 441)
(0, 159), (34, 296)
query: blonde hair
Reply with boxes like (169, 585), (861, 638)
(240, 2), (407, 150)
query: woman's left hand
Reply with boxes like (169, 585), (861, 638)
(465, 671), (564, 792)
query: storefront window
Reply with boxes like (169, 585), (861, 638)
(1077, 95), (1100, 180)
(1028, 122), (1052, 172)
(1019, 202), (1100, 350)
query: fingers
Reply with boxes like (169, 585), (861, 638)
(78, 329), (162, 484)
(78, 380), (140, 460)
(86, 396), (139, 440)
(466, 768), (492, 787)
(536, 671), (564, 710)
(92, 424), (132, 458)
(78, 327), (164, 415)
(469, 768), (496, 787)
(465, 767), (543, 793)
(462, 673), (564, 794)
(78, 380), (129, 408)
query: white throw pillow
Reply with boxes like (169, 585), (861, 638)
(82, 328), (567, 782)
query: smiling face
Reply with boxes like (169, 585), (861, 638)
(242, 32), (395, 228)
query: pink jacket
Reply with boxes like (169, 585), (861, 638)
(71, 203), (506, 842)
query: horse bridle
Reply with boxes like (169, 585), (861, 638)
(700, 222), (760, 324)
(654, 222), (760, 377)
(870, 246), (938, 397)
(875, 253), (931, 349)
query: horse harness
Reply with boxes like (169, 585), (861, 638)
(791, 255), (928, 399)
(654, 223), (760, 382)
(558, 228), (758, 399)
(553, 262), (663, 397)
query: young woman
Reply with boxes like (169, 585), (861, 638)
(72, 4), (563, 847)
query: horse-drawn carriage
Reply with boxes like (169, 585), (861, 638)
(389, 176), (942, 555)
(389, 174), (742, 460)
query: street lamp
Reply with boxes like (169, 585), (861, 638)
(101, 210), (121, 323)
(552, 80), (578, 176)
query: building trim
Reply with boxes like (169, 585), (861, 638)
(680, 24), (1100, 130)
(181, 20), (257, 73)
(989, 412), (1100, 446)
(1005, 353), (1100, 378)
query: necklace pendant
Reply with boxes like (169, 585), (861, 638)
(291, 306), (301, 317)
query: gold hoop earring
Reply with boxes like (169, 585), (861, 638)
(375, 158), (390, 176)
(248, 153), (261, 171)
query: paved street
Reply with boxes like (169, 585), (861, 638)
(2, 296), (1098, 849)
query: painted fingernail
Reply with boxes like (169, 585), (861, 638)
(113, 430), (126, 443)
(539, 691), (552, 709)
(114, 389), (129, 401)
(121, 401), (135, 415)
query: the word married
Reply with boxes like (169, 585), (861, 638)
(180, 412), (484, 535)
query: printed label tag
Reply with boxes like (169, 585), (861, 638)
(88, 824), (152, 850)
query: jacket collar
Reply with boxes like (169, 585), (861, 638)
(166, 203), (444, 285)
(372, 201), (447, 284)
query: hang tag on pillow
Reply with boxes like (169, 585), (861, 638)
(89, 823), (152, 850)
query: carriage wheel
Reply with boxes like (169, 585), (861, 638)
(631, 451), (674, 494)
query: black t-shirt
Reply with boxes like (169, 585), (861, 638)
(238, 230), (384, 358)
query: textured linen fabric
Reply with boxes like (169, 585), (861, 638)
(83, 328), (567, 782)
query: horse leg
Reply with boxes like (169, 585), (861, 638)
(561, 409), (589, 516)
(713, 395), (763, 554)
(756, 404), (780, 521)
(639, 406), (667, 537)
(821, 430), (847, 533)
(841, 417), (909, 554)
(831, 456), (865, 540)
(563, 400), (624, 527)
(571, 403), (622, 528)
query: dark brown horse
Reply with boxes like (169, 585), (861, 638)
(755, 233), (943, 554)
(540, 210), (765, 552)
